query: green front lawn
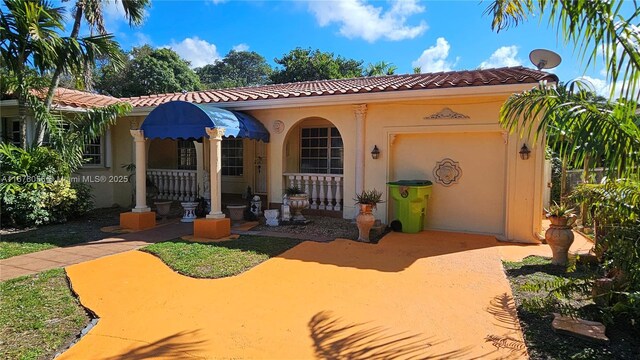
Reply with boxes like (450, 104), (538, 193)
(504, 256), (640, 359)
(0, 207), (123, 259)
(142, 235), (302, 278)
(0, 269), (91, 360)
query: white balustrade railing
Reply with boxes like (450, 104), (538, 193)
(284, 173), (344, 211)
(147, 169), (198, 202)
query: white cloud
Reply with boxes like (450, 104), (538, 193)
(577, 75), (631, 98)
(411, 37), (456, 73)
(308, 0), (427, 42)
(479, 46), (521, 69)
(232, 43), (250, 52)
(165, 37), (221, 68)
(133, 32), (152, 46)
(207, 0), (227, 4)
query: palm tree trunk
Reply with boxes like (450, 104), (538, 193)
(581, 155), (591, 227)
(18, 97), (28, 149)
(36, 2), (84, 145)
(560, 157), (568, 201)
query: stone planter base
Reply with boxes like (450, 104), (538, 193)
(227, 205), (247, 222)
(356, 204), (375, 242)
(180, 202), (199, 223)
(154, 201), (172, 220)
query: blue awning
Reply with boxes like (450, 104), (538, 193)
(140, 101), (269, 142)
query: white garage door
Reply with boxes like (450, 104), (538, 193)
(390, 132), (506, 235)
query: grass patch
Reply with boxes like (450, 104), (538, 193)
(504, 256), (639, 359)
(142, 235), (302, 278)
(0, 268), (91, 360)
(0, 207), (123, 259)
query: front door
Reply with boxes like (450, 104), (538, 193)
(254, 141), (268, 194)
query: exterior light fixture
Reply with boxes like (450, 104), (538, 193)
(371, 145), (380, 160)
(519, 143), (531, 160)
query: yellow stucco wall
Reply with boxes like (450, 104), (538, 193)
(245, 95), (544, 243)
(90, 91), (543, 243)
(75, 115), (138, 209)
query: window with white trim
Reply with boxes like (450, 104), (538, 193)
(222, 138), (243, 176)
(300, 127), (343, 174)
(177, 140), (197, 170)
(83, 137), (103, 165)
(1, 118), (21, 146)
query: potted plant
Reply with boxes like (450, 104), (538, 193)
(354, 189), (384, 242)
(285, 186), (309, 222)
(544, 202), (576, 265)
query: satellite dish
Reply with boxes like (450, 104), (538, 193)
(529, 49), (562, 70)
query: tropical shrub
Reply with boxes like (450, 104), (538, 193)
(0, 144), (93, 227)
(572, 180), (640, 329)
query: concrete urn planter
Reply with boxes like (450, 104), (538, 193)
(545, 215), (575, 265)
(356, 204), (376, 242)
(180, 202), (199, 223)
(288, 194), (309, 221)
(154, 201), (172, 220)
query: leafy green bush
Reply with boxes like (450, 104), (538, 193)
(572, 180), (640, 330)
(0, 144), (93, 227)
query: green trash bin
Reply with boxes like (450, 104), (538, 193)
(387, 180), (433, 233)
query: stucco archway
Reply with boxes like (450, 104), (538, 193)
(282, 117), (345, 213)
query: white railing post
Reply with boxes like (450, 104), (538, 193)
(147, 169), (198, 202)
(310, 176), (318, 209)
(327, 176), (333, 210)
(296, 175), (303, 190)
(159, 171), (166, 199)
(334, 176), (342, 211)
(318, 176), (326, 210)
(283, 173), (344, 213)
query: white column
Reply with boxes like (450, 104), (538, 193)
(131, 130), (150, 212)
(206, 127), (226, 219)
(354, 104), (367, 196)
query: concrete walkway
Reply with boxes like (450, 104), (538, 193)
(55, 230), (584, 360)
(0, 222), (193, 281)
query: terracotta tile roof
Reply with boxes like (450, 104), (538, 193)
(123, 66), (557, 107)
(33, 87), (122, 109)
(3, 66), (555, 110)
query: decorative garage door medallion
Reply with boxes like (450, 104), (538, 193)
(433, 158), (462, 186)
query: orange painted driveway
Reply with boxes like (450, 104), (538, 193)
(61, 231), (535, 360)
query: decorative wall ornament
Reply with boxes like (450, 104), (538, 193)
(424, 107), (470, 120)
(433, 158), (462, 187)
(272, 120), (285, 134)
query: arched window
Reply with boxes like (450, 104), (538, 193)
(300, 126), (343, 174)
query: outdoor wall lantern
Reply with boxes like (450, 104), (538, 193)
(519, 143), (531, 160)
(371, 145), (380, 160)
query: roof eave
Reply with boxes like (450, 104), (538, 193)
(128, 82), (549, 116)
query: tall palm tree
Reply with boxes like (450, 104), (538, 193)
(40, 0), (149, 144)
(1, 0), (126, 147)
(485, 0), (640, 102)
(0, 0), (65, 148)
(500, 80), (640, 179)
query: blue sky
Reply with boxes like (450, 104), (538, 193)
(93, 0), (620, 94)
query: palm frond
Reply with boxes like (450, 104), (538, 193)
(501, 81), (640, 178)
(486, 0), (640, 102)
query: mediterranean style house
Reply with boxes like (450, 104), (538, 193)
(0, 66), (557, 243)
